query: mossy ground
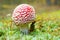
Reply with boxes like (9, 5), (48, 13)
(0, 9), (60, 40)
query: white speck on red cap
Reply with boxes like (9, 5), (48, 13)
(12, 4), (35, 24)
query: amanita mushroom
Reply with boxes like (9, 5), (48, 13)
(12, 4), (35, 34)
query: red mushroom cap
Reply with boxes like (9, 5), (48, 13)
(12, 4), (35, 24)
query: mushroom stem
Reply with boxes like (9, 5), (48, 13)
(19, 23), (30, 34)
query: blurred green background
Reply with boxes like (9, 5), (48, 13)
(0, 0), (60, 17)
(0, 0), (60, 40)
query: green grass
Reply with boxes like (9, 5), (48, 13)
(0, 10), (60, 40)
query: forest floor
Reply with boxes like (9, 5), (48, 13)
(0, 4), (60, 40)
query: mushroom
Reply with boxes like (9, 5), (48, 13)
(12, 4), (35, 34)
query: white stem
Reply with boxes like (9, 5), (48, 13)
(19, 23), (30, 34)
